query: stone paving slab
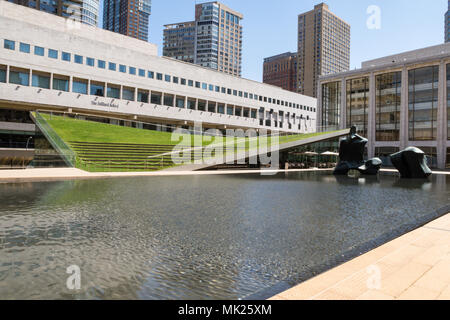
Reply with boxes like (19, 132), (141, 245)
(269, 213), (450, 300)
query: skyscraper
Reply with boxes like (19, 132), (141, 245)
(163, 1), (243, 77)
(297, 3), (350, 97)
(7, 0), (99, 26)
(263, 52), (298, 92)
(163, 21), (196, 64)
(446, 0), (450, 42)
(103, 0), (152, 42)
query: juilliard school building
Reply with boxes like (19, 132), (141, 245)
(0, 1), (317, 152)
(318, 43), (450, 169)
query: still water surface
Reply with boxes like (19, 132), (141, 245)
(0, 172), (449, 299)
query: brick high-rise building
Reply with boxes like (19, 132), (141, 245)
(297, 3), (350, 97)
(6, 0), (99, 26)
(263, 52), (297, 92)
(103, 0), (152, 42)
(163, 21), (196, 64)
(163, 1), (243, 77)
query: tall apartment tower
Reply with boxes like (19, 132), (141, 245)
(103, 0), (152, 42)
(6, 0), (99, 26)
(446, 0), (450, 42)
(163, 1), (243, 77)
(263, 52), (298, 92)
(163, 21), (196, 64)
(297, 3), (350, 97)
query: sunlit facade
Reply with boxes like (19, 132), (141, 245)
(318, 43), (450, 169)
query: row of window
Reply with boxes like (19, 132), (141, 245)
(2, 38), (316, 114)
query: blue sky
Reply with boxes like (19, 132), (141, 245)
(100, 0), (447, 82)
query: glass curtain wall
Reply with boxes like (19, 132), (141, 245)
(408, 66), (438, 141)
(346, 77), (369, 136)
(321, 81), (341, 130)
(375, 72), (401, 141)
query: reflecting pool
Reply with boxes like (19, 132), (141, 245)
(0, 172), (449, 299)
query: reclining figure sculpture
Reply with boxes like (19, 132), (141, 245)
(390, 147), (432, 179)
(333, 126), (382, 176)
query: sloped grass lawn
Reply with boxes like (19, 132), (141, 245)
(40, 114), (341, 172)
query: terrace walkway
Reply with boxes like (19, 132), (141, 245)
(270, 213), (450, 300)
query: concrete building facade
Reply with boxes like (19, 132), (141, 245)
(6, 0), (99, 26)
(0, 0), (317, 149)
(318, 43), (450, 170)
(103, 0), (152, 42)
(297, 3), (350, 98)
(163, 1), (243, 77)
(263, 52), (298, 93)
(446, 0), (450, 43)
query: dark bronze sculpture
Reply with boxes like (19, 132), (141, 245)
(390, 147), (432, 179)
(334, 126), (382, 176)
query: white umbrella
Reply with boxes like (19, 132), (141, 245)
(321, 151), (339, 156)
(304, 151), (318, 156)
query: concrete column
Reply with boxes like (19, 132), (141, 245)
(437, 60), (446, 169)
(214, 101), (218, 113)
(340, 78), (346, 130)
(317, 81), (322, 130)
(161, 92), (165, 106)
(69, 75), (73, 92)
(28, 69), (32, 86)
(367, 72), (376, 159)
(195, 98), (198, 110)
(134, 87), (137, 102)
(119, 85), (123, 100)
(184, 96), (188, 109)
(5, 65), (9, 83)
(50, 73), (53, 90)
(87, 79), (91, 95)
(399, 66), (409, 150)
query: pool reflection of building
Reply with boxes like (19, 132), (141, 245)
(318, 43), (450, 169)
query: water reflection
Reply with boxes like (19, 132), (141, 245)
(0, 172), (449, 300)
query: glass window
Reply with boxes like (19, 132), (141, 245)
(61, 52), (71, 61)
(151, 92), (162, 104)
(376, 72), (401, 141)
(87, 57), (95, 66)
(409, 66), (438, 141)
(107, 86), (120, 99)
(209, 84), (214, 91)
(122, 87), (135, 101)
(347, 77), (369, 137)
(165, 74), (171, 82)
(138, 90), (149, 103)
(181, 78), (186, 85)
(73, 79), (88, 94)
(75, 55), (83, 64)
(221, 87), (226, 93)
(198, 100), (206, 111)
(202, 83), (207, 90)
(9, 70), (29, 86)
(19, 43), (30, 53)
(176, 97), (185, 108)
(53, 77), (69, 92)
(447, 64), (450, 140)
(164, 94), (174, 106)
(4, 39), (15, 50)
(98, 60), (106, 69)
(157, 73), (163, 80)
(233, 90), (237, 96)
(139, 69), (145, 77)
(226, 106), (233, 115)
(251, 110), (257, 119)
(173, 76), (179, 84)
(32, 73), (50, 89)
(90, 82), (104, 96)
(218, 104), (225, 114)
(109, 62), (116, 71)
(208, 102), (216, 112)
(0, 66), (6, 83)
(187, 98), (196, 110)
(34, 46), (45, 56)
(148, 71), (154, 78)
(119, 65), (126, 73)
(48, 49), (58, 59)
(188, 80), (194, 87)
(129, 67), (136, 75)
(321, 81), (341, 131)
